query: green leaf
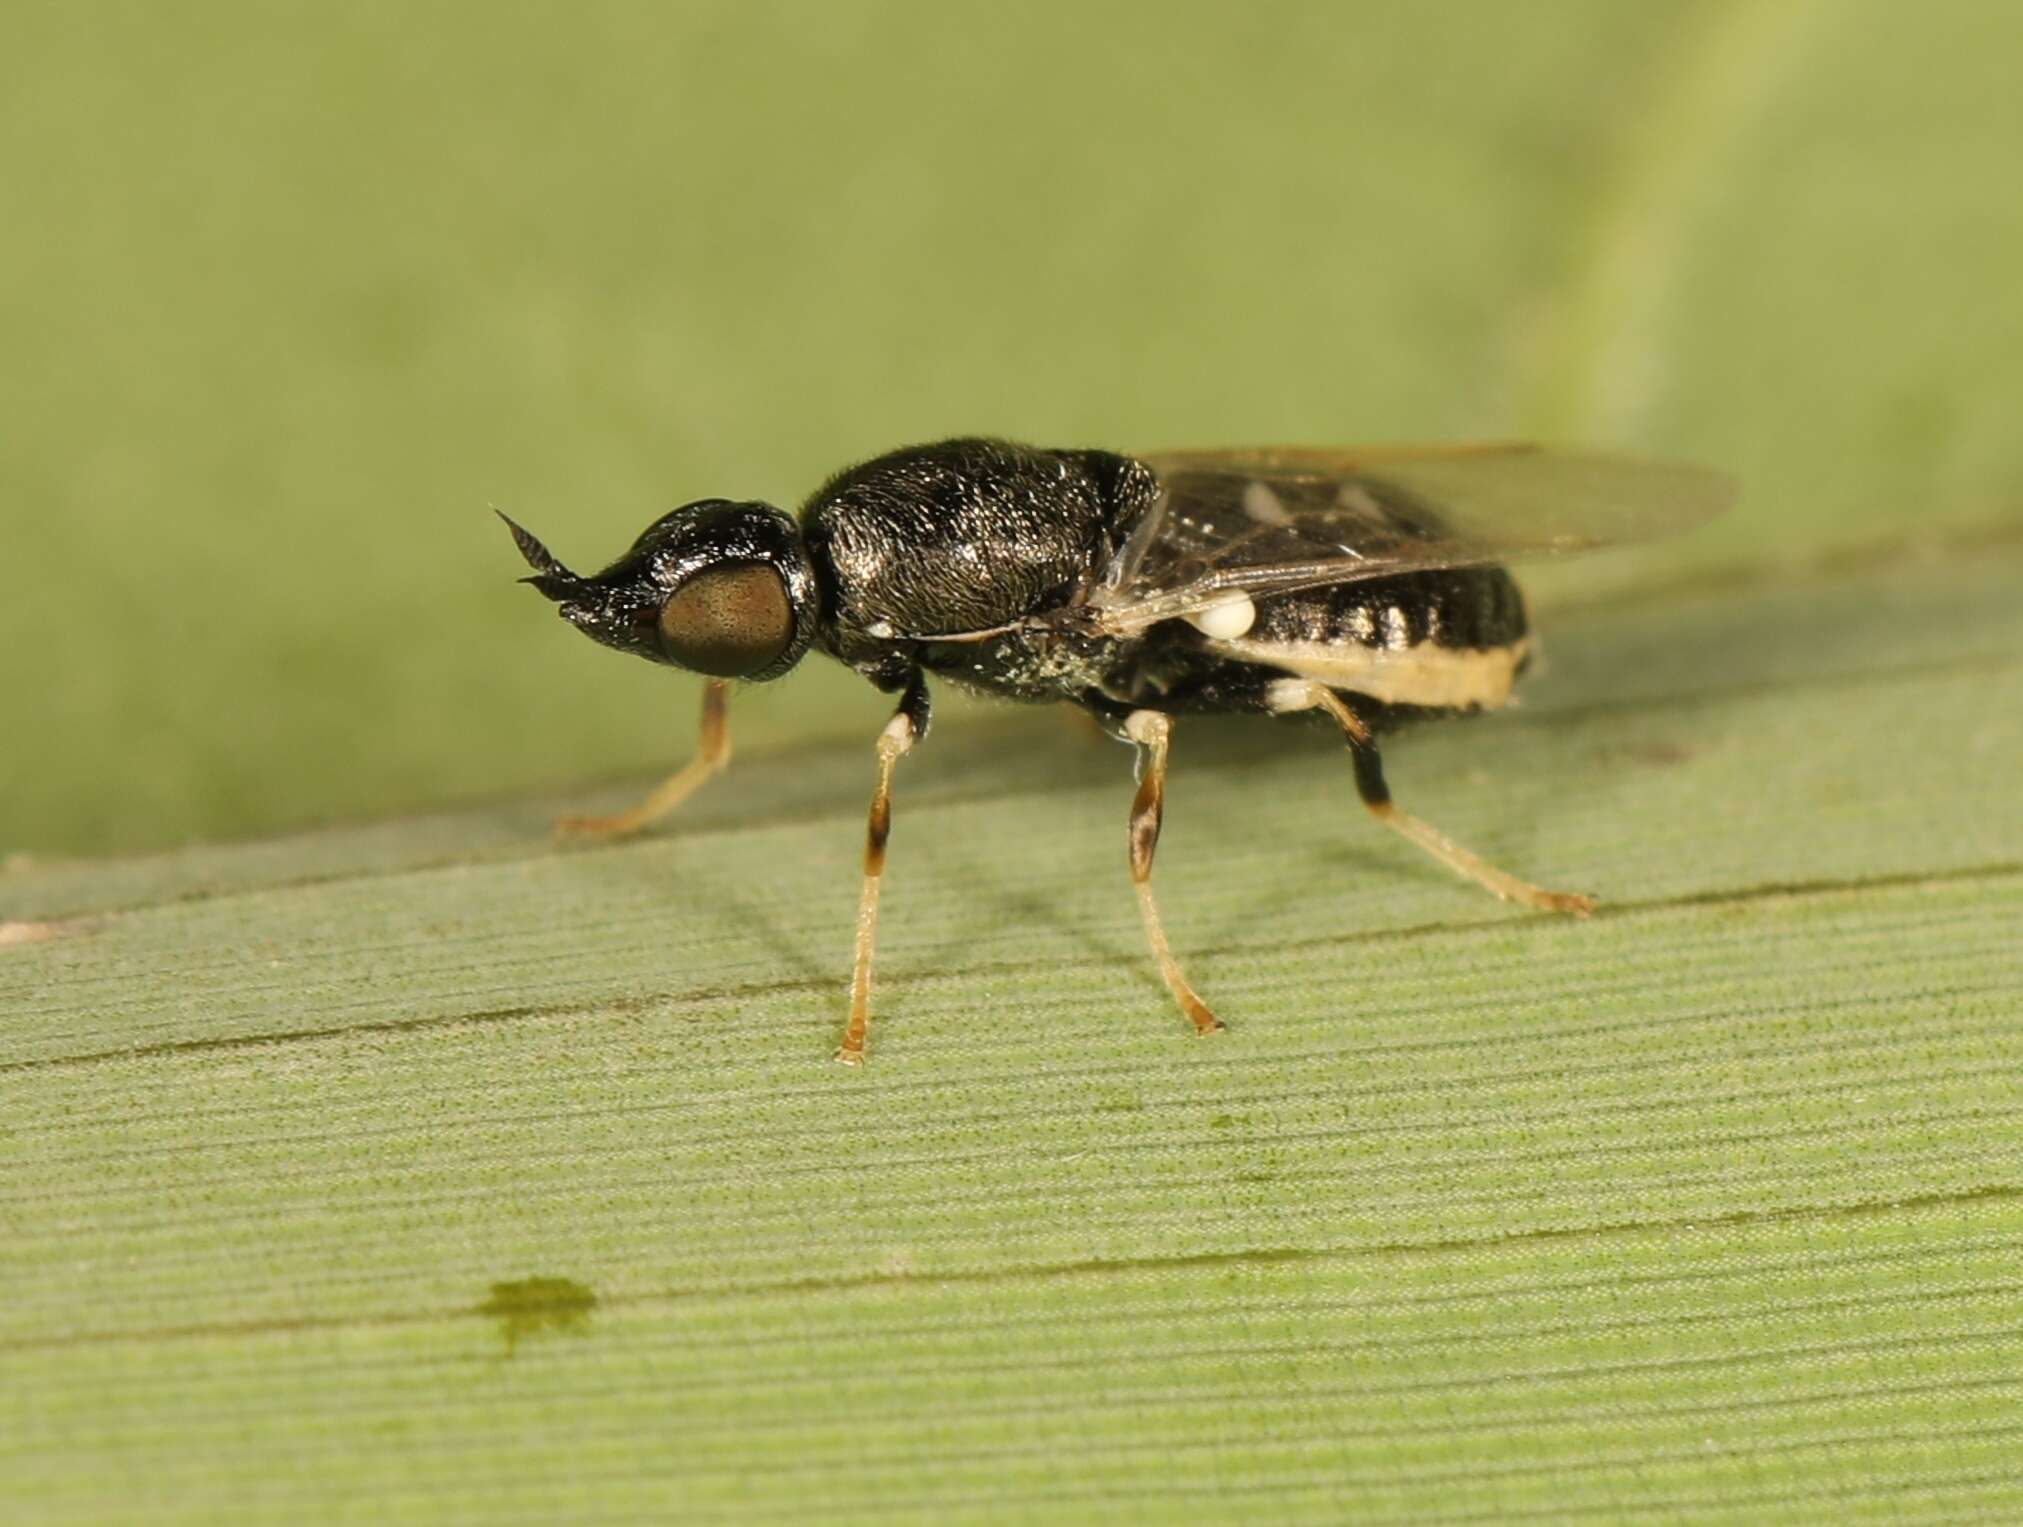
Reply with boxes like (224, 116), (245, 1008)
(5, 546), (2020, 1518)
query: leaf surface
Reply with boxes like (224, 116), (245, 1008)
(6, 550), (2020, 1520)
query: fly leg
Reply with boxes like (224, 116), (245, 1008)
(836, 675), (932, 1066)
(557, 681), (731, 839)
(1285, 682), (1595, 915)
(1123, 710), (1224, 1036)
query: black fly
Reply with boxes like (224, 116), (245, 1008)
(502, 438), (1733, 1064)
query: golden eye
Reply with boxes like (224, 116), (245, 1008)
(657, 563), (794, 677)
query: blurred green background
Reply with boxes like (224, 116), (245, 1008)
(4, 0), (2019, 856)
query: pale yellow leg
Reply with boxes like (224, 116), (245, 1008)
(557, 681), (731, 839)
(1124, 710), (1223, 1036)
(835, 708), (919, 1067)
(1364, 800), (1594, 914)
(1307, 686), (1594, 915)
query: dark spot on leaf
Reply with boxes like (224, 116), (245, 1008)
(478, 1276), (597, 1355)
(1210, 1114), (1237, 1130)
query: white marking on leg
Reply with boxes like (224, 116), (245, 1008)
(1123, 709), (1165, 746)
(878, 711), (916, 754)
(1265, 677), (1323, 713)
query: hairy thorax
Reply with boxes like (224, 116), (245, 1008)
(801, 438), (1145, 678)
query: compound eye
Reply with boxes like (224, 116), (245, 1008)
(656, 563), (794, 677)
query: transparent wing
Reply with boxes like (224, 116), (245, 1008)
(1088, 444), (1736, 635)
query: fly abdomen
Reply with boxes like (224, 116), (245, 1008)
(1265, 566), (1528, 653)
(1195, 566), (1533, 715)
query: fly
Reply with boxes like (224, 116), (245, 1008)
(501, 438), (1734, 1064)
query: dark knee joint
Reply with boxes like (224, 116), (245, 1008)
(1348, 741), (1391, 811)
(864, 794), (892, 875)
(1129, 786), (1162, 882)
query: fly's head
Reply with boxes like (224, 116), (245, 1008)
(501, 500), (820, 681)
